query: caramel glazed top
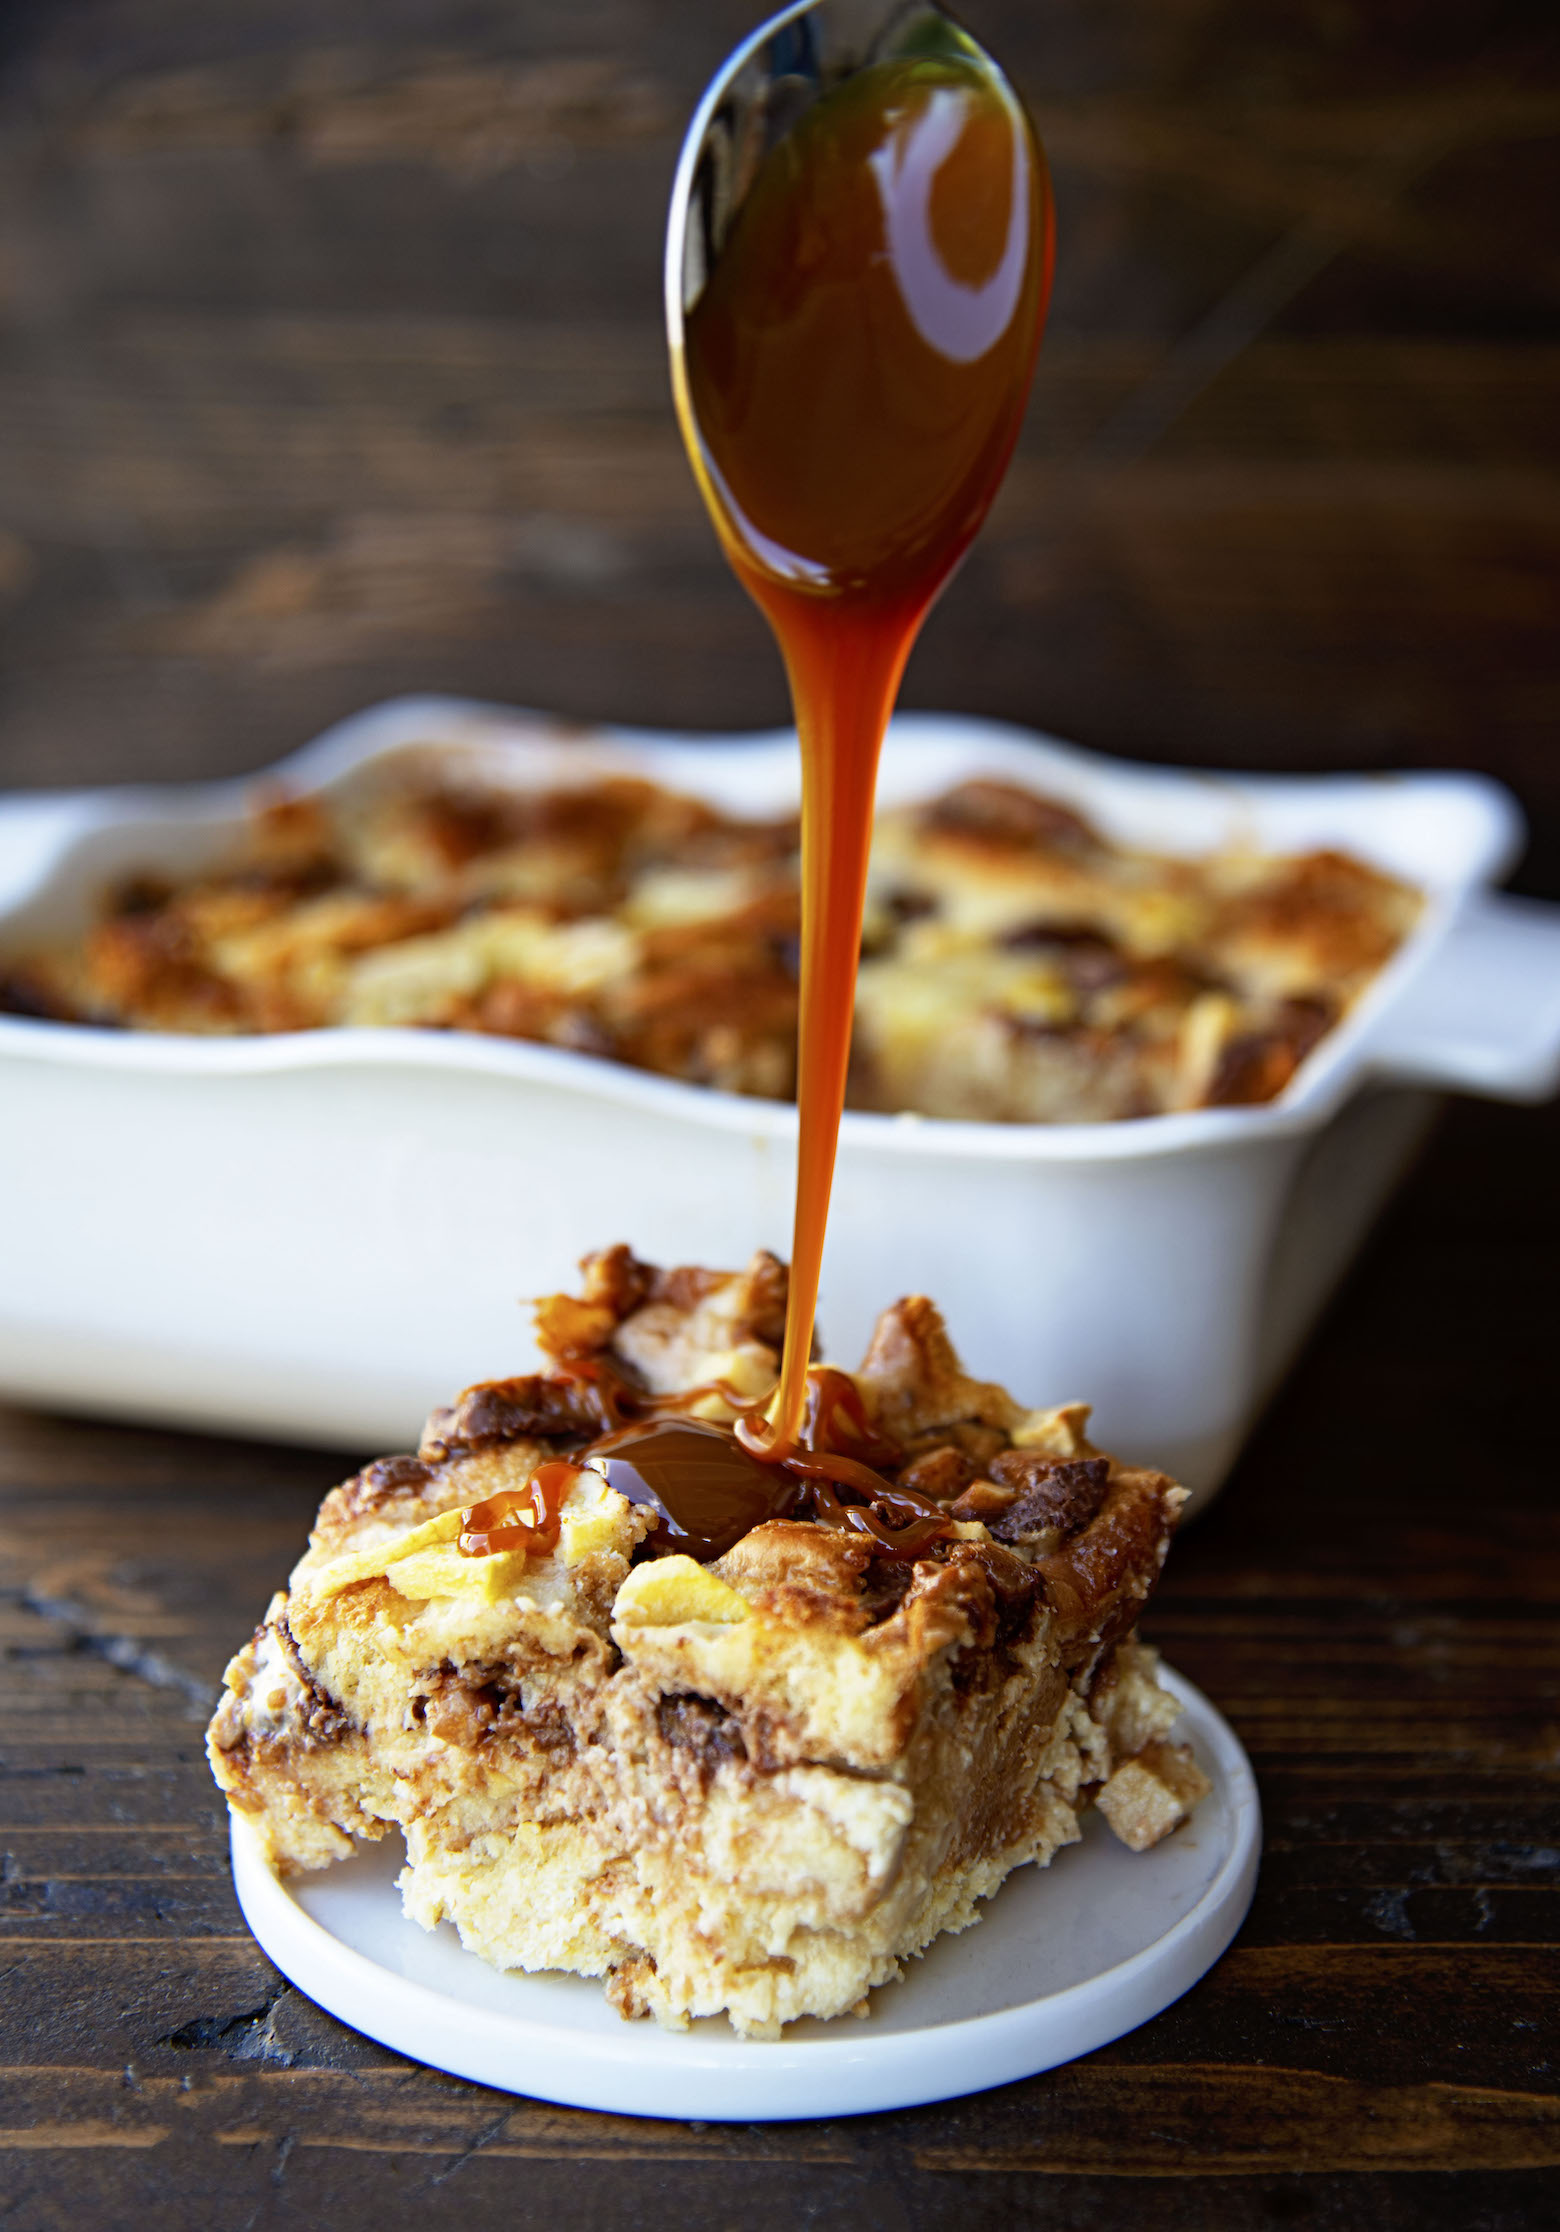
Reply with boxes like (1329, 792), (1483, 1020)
(333, 1244), (1183, 1656)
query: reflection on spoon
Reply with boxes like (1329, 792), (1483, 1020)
(870, 82), (1031, 365)
(667, 4), (1051, 1447)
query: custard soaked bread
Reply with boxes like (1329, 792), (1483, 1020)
(209, 1248), (1206, 2036)
(8, 767), (1418, 1121)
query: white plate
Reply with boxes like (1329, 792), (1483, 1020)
(230, 1664), (1259, 2121)
(6, 701), (1560, 1505)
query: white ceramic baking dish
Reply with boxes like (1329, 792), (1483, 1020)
(3, 697), (1559, 1510)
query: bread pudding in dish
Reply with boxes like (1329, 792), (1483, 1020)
(208, 1245), (1207, 2037)
(6, 766), (1418, 1122)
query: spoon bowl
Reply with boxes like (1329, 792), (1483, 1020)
(664, 1), (1052, 1442)
(665, 0), (1051, 602)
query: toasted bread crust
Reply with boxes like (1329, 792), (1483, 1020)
(209, 1246), (1199, 2035)
(11, 769), (1417, 1120)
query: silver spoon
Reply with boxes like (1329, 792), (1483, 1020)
(665, 0), (1048, 597)
(667, 1), (1022, 366)
(663, 2), (1049, 1439)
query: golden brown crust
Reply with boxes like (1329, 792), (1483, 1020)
(853, 1294), (1021, 1446)
(207, 1245), (1201, 2034)
(8, 768), (1417, 1120)
(1035, 1467), (1186, 1651)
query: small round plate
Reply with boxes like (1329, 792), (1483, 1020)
(231, 1664), (1258, 2121)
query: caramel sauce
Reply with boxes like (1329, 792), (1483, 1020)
(458, 1459), (579, 1557)
(458, 37), (1049, 1576)
(584, 1374), (955, 1564)
(585, 1415), (805, 1561)
(795, 1365), (899, 1467)
(677, 40), (1051, 1448)
(453, 1363), (958, 1567)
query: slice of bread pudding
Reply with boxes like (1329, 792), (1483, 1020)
(208, 1247), (1207, 2037)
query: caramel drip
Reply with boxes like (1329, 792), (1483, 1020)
(644, 1365), (958, 1564)
(455, 1361), (957, 1568)
(678, 46), (1051, 1447)
(786, 1461), (953, 1560)
(584, 1415), (805, 1562)
(458, 1458), (579, 1557)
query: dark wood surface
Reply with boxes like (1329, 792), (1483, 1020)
(2, 1097), (1557, 2228)
(1, 2), (1557, 889)
(1, 2), (1557, 2225)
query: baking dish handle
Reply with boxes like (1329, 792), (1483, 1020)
(1366, 891), (1560, 1102)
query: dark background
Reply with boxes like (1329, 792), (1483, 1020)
(1, 5), (1557, 2228)
(0, 0), (1556, 894)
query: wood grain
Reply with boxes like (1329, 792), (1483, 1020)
(0, 3), (1556, 888)
(0, 1098), (1555, 2229)
(1, 1), (1557, 2224)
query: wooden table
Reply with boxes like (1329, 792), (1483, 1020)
(2, 1094), (1556, 2225)
(1, 1), (1557, 2222)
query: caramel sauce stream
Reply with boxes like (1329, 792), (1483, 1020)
(675, 42), (1052, 1450)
